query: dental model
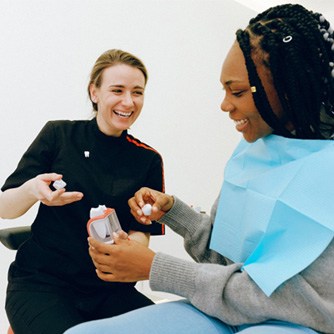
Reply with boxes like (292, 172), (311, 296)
(89, 205), (107, 218)
(53, 179), (67, 190)
(87, 205), (122, 244)
(89, 205), (108, 239)
(142, 203), (152, 216)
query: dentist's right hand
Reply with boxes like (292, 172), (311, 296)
(128, 187), (174, 225)
(31, 173), (83, 206)
(0, 173), (84, 219)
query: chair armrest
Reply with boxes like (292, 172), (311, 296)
(0, 226), (32, 250)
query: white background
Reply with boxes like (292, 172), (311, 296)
(0, 0), (332, 332)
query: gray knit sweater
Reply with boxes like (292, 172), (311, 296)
(150, 196), (334, 334)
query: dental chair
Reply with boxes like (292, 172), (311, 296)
(0, 226), (32, 334)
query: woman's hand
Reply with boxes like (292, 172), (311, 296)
(128, 187), (174, 224)
(88, 233), (155, 282)
(0, 173), (84, 219)
(29, 173), (83, 206)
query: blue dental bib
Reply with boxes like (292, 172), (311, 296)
(210, 134), (334, 296)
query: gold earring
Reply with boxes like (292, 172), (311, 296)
(251, 86), (257, 93)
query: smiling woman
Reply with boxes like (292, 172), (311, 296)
(220, 41), (284, 142)
(0, 49), (165, 334)
(90, 64), (145, 137)
(88, 50), (148, 137)
(64, 4), (334, 334)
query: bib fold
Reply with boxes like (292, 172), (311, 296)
(210, 135), (334, 296)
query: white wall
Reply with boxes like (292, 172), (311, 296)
(234, 0), (334, 19)
(1, 0), (332, 332)
(7, 0), (330, 331)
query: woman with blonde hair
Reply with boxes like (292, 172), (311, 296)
(0, 49), (165, 334)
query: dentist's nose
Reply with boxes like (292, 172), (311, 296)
(122, 92), (134, 107)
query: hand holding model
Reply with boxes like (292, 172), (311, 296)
(88, 233), (155, 282)
(86, 187), (174, 283)
(0, 173), (83, 219)
(128, 187), (174, 224)
(32, 174), (83, 206)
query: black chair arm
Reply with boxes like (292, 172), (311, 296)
(0, 226), (32, 250)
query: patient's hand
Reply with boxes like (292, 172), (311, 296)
(128, 187), (174, 225)
(88, 234), (155, 282)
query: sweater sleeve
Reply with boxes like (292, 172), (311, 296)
(150, 197), (334, 333)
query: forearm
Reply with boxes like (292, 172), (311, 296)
(128, 230), (150, 247)
(149, 251), (334, 332)
(158, 196), (227, 264)
(0, 181), (37, 219)
(153, 196), (334, 332)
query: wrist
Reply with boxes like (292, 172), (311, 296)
(145, 250), (156, 279)
(23, 179), (40, 202)
(162, 195), (174, 213)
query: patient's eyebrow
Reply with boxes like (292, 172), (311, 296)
(224, 79), (243, 86)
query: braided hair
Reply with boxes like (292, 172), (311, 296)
(236, 4), (334, 139)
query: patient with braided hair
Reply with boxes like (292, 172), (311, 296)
(65, 4), (334, 334)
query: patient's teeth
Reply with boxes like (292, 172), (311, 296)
(235, 119), (248, 125)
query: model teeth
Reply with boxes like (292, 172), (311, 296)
(234, 119), (248, 125)
(114, 110), (132, 117)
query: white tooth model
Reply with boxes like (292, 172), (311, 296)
(87, 205), (122, 244)
(53, 179), (67, 190)
(89, 205), (108, 239)
(90, 205), (107, 218)
(142, 203), (152, 216)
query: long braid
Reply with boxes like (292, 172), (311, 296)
(238, 4), (334, 139)
(270, 18), (322, 137)
(236, 29), (292, 137)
